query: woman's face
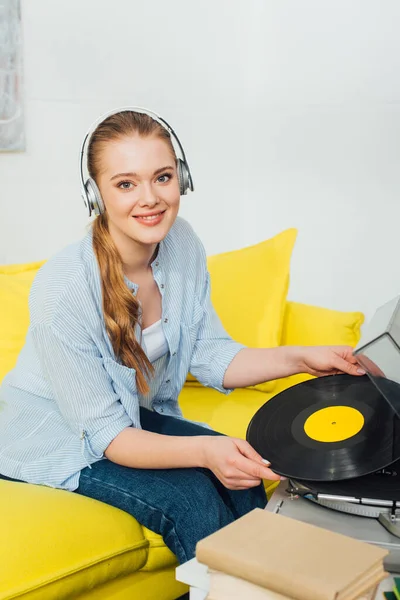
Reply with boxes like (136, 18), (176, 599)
(97, 134), (180, 248)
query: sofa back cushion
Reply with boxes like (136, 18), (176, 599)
(281, 301), (364, 348)
(186, 228), (298, 393)
(0, 261), (44, 383)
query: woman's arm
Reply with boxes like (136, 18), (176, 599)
(105, 428), (205, 468)
(105, 428), (282, 488)
(223, 345), (365, 389)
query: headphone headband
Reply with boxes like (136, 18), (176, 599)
(79, 105), (194, 216)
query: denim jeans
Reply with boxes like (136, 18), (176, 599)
(0, 407), (267, 564)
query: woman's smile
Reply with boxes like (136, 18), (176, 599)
(132, 209), (166, 227)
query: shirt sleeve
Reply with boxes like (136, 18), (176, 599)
(189, 272), (246, 394)
(32, 323), (136, 460)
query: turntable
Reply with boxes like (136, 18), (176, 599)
(247, 296), (400, 572)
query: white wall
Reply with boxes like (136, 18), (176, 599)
(1, 0), (399, 322)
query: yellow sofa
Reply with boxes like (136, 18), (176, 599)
(0, 229), (364, 600)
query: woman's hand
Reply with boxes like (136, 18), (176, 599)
(299, 345), (365, 378)
(200, 436), (283, 490)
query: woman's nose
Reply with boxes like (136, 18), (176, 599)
(139, 183), (159, 207)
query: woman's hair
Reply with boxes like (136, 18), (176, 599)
(88, 111), (176, 394)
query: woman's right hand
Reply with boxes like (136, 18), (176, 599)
(200, 436), (284, 490)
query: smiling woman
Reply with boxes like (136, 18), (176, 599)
(0, 106), (363, 565)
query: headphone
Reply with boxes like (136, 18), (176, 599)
(79, 106), (194, 217)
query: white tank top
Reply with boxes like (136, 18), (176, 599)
(142, 319), (168, 363)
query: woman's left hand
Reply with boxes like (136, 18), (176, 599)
(300, 346), (365, 378)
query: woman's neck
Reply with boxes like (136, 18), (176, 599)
(108, 222), (158, 275)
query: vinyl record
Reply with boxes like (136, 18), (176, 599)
(246, 374), (400, 481)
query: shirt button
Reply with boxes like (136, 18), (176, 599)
(164, 318), (168, 323)
(172, 351), (176, 356)
(160, 284), (165, 289)
(166, 379), (171, 384)
(159, 407), (164, 413)
(155, 262), (159, 267)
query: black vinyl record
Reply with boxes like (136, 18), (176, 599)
(246, 374), (400, 482)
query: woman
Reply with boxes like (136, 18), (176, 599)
(0, 108), (364, 564)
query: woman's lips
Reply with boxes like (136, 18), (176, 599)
(133, 210), (166, 227)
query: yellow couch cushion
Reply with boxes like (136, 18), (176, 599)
(0, 261), (45, 384)
(281, 301), (364, 347)
(0, 480), (151, 600)
(75, 568), (188, 600)
(187, 228), (298, 393)
(140, 527), (177, 572)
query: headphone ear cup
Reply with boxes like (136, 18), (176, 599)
(177, 159), (191, 196)
(85, 178), (104, 216)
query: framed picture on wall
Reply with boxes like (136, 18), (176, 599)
(0, 0), (24, 152)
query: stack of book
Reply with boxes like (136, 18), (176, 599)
(196, 508), (389, 600)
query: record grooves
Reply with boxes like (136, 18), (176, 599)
(246, 374), (400, 482)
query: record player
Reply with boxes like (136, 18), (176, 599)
(247, 296), (400, 570)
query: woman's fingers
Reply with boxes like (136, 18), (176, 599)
(230, 452), (282, 481)
(332, 354), (366, 376)
(233, 439), (283, 479)
(206, 437), (285, 490)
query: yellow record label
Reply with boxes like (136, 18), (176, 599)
(304, 406), (364, 443)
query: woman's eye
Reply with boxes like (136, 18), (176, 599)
(157, 173), (172, 184)
(118, 181), (133, 190)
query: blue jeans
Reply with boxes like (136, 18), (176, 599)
(0, 408), (267, 564)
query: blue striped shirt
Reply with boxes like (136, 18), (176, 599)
(0, 217), (244, 490)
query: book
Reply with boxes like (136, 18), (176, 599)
(196, 508), (388, 600)
(206, 571), (381, 600)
